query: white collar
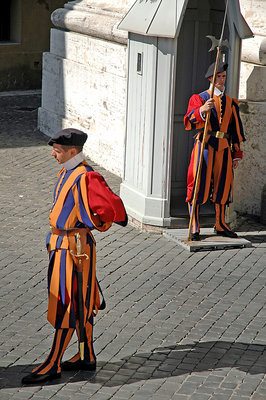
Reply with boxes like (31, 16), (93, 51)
(61, 152), (85, 171)
(209, 84), (225, 97)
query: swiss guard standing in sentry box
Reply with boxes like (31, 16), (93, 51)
(22, 128), (127, 384)
(184, 2), (245, 242)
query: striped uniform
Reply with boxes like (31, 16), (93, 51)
(32, 161), (126, 376)
(184, 90), (245, 233)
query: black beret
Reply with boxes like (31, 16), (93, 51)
(48, 128), (87, 146)
(205, 61), (228, 78)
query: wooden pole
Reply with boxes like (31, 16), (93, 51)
(187, 47), (221, 241)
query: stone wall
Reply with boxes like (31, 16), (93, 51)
(234, 0), (266, 218)
(38, 0), (133, 176)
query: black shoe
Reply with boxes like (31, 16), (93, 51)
(191, 232), (200, 241)
(21, 372), (61, 385)
(61, 359), (96, 371)
(214, 228), (238, 238)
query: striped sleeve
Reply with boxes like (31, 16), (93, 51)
(184, 94), (205, 130)
(229, 99), (245, 159)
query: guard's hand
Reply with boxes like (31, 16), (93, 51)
(200, 98), (215, 114)
(233, 160), (239, 169)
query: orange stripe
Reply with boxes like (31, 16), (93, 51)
(47, 251), (61, 327)
(89, 245), (98, 317)
(54, 169), (66, 201)
(213, 95), (222, 126)
(49, 164), (88, 227)
(220, 94), (232, 132)
(57, 329), (74, 365)
(212, 151), (223, 203)
(215, 204), (221, 229)
(65, 203), (78, 229)
(61, 251), (74, 328)
(48, 234), (58, 252)
(192, 141), (200, 182)
(40, 330), (63, 374)
(221, 151), (233, 204)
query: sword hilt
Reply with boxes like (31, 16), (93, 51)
(70, 232), (89, 262)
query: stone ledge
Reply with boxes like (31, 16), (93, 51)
(51, 7), (128, 44)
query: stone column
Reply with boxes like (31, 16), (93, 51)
(234, 0), (266, 217)
(38, 0), (134, 176)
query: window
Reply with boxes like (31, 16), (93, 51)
(0, 2), (11, 41)
(0, 0), (21, 43)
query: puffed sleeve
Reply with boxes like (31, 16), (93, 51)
(184, 94), (205, 130)
(85, 171), (128, 226)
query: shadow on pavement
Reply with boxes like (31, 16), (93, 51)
(238, 234), (266, 244)
(1, 340), (265, 389)
(0, 93), (49, 148)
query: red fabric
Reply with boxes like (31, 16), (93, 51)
(184, 94), (204, 127)
(186, 145), (196, 202)
(232, 150), (243, 160)
(85, 171), (126, 223)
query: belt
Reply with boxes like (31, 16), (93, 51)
(50, 227), (93, 255)
(50, 227), (90, 236)
(208, 130), (229, 139)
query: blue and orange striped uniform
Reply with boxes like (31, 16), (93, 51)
(184, 90), (245, 233)
(31, 160), (127, 376)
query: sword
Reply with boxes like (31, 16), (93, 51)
(187, 0), (230, 241)
(70, 232), (88, 361)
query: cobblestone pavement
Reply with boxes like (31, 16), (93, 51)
(0, 92), (265, 400)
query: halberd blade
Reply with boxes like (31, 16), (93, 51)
(206, 35), (230, 51)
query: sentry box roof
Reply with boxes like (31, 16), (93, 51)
(118, 0), (253, 39)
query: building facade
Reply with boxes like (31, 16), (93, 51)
(0, 0), (66, 91)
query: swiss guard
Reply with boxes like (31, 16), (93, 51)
(184, 60), (245, 241)
(22, 128), (127, 384)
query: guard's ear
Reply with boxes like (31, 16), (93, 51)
(69, 147), (78, 157)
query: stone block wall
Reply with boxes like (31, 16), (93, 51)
(234, 0), (266, 218)
(39, 29), (127, 176)
(38, 1), (133, 176)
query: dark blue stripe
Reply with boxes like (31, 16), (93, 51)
(85, 240), (94, 323)
(189, 140), (201, 203)
(47, 251), (55, 292)
(215, 148), (229, 203)
(221, 94), (226, 119)
(69, 264), (76, 328)
(198, 145), (209, 204)
(56, 235), (64, 248)
(77, 181), (95, 229)
(199, 91), (210, 102)
(60, 250), (66, 305)
(56, 188), (75, 228)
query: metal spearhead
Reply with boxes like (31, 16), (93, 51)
(206, 35), (230, 52)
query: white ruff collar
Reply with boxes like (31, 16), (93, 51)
(61, 152), (85, 171)
(209, 83), (225, 96)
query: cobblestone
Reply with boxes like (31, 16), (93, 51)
(0, 91), (265, 399)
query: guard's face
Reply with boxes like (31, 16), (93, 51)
(51, 144), (73, 164)
(210, 71), (226, 92)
